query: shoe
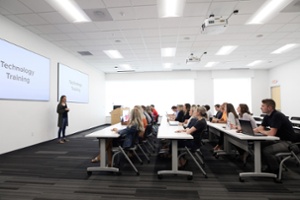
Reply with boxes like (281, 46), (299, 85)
(58, 140), (64, 144)
(178, 158), (188, 170)
(213, 145), (221, 151)
(63, 138), (69, 142)
(242, 152), (249, 165)
(91, 156), (100, 163)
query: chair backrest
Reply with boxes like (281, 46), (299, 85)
(144, 124), (153, 137)
(291, 116), (300, 121)
(253, 116), (263, 121)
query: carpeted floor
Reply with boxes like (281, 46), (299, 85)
(0, 126), (300, 200)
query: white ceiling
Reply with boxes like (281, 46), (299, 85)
(1, 0), (300, 73)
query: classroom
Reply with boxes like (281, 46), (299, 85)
(0, 0), (300, 199)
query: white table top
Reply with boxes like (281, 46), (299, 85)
(85, 123), (126, 138)
(207, 121), (279, 141)
(157, 117), (193, 140)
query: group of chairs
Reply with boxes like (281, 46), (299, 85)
(110, 124), (158, 175)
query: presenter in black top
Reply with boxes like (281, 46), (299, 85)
(254, 98), (298, 174)
(57, 95), (70, 144)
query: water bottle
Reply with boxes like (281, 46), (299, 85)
(226, 120), (231, 130)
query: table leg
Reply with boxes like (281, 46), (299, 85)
(87, 138), (119, 174)
(239, 141), (277, 180)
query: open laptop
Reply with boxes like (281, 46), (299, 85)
(169, 121), (179, 126)
(239, 119), (264, 136)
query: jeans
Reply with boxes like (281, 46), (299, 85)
(58, 117), (68, 139)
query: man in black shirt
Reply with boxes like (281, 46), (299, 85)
(254, 99), (298, 173)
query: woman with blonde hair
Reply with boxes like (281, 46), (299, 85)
(91, 107), (145, 165)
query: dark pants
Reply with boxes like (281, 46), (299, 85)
(261, 140), (291, 172)
(58, 117), (68, 139)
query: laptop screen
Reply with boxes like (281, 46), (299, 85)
(239, 119), (255, 136)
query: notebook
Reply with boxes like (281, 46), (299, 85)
(239, 119), (264, 136)
(169, 121), (179, 126)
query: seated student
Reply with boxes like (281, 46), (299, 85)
(182, 103), (191, 124)
(236, 103), (257, 163)
(91, 107), (145, 165)
(142, 105), (152, 125)
(176, 106), (208, 167)
(150, 104), (159, 123)
(183, 105), (198, 128)
(175, 104), (184, 122)
(204, 104), (213, 121)
(212, 102), (227, 123)
(214, 104), (223, 119)
(211, 103), (227, 151)
(253, 99), (299, 174)
(146, 105), (154, 123)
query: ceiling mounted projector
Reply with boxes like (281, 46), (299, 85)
(186, 52), (207, 64)
(201, 10), (238, 35)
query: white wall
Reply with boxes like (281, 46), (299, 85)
(105, 69), (269, 116)
(269, 58), (300, 117)
(0, 16), (106, 154)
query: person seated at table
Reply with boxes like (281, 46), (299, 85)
(214, 104), (223, 119)
(175, 104), (184, 122)
(182, 103), (191, 123)
(176, 106), (208, 168)
(253, 99), (299, 174)
(91, 107), (145, 165)
(211, 103), (227, 151)
(142, 105), (152, 125)
(183, 105), (198, 128)
(168, 105), (178, 120)
(204, 104), (213, 121)
(150, 104), (159, 123)
(214, 103), (239, 152)
(235, 103), (257, 163)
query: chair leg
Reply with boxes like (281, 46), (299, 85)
(133, 145), (145, 164)
(291, 151), (300, 165)
(118, 146), (139, 174)
(138, 144), (150, 162)
(185, 147), (207, 177)
(194, 151), (205, 165)
(278, 155), (292, 181)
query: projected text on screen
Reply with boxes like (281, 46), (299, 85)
(58, 63), (89, 103)
(0, 39), (50, 101)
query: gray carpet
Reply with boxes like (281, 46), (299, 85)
(1, 126), (300, 200)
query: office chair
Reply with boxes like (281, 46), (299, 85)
(136, 124), (154, 163)
(111, 130), (142, 175)
(177, 131), (208, 178)
(275, 128), (300, 181)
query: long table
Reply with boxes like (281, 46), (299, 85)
(207, 122), (280, 181)
(157, 117), (194, 179)
(85, 123), (126, 175)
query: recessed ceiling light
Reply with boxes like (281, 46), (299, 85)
(161, 47), (176, 57)
(247, 60), (263, 66)
(103, 50), (123, 59)
(246, 0), (293, 24)
(271, 44), (299, 54)
(204, 62), (219, 67)
(216, 45), (238, 55)
(45, 0), (91, 23)
(158, 0), (186, 18)
(163, 63), (173, 68)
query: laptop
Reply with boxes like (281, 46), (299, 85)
(169, 121), (179, 126)
(239, 119), (264, 136)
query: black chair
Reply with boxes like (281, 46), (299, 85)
(275, 127), (300, 181)
(177, 131), (208, 178)
(111, 129), (142, 175)
(291, 116), (300, 121)
(137, 124), (154, 163)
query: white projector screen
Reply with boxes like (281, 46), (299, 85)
(58, 63), (89, 103)
(0, 39), (50, 101)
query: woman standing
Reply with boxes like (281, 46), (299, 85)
(57, 95), (70, 144)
